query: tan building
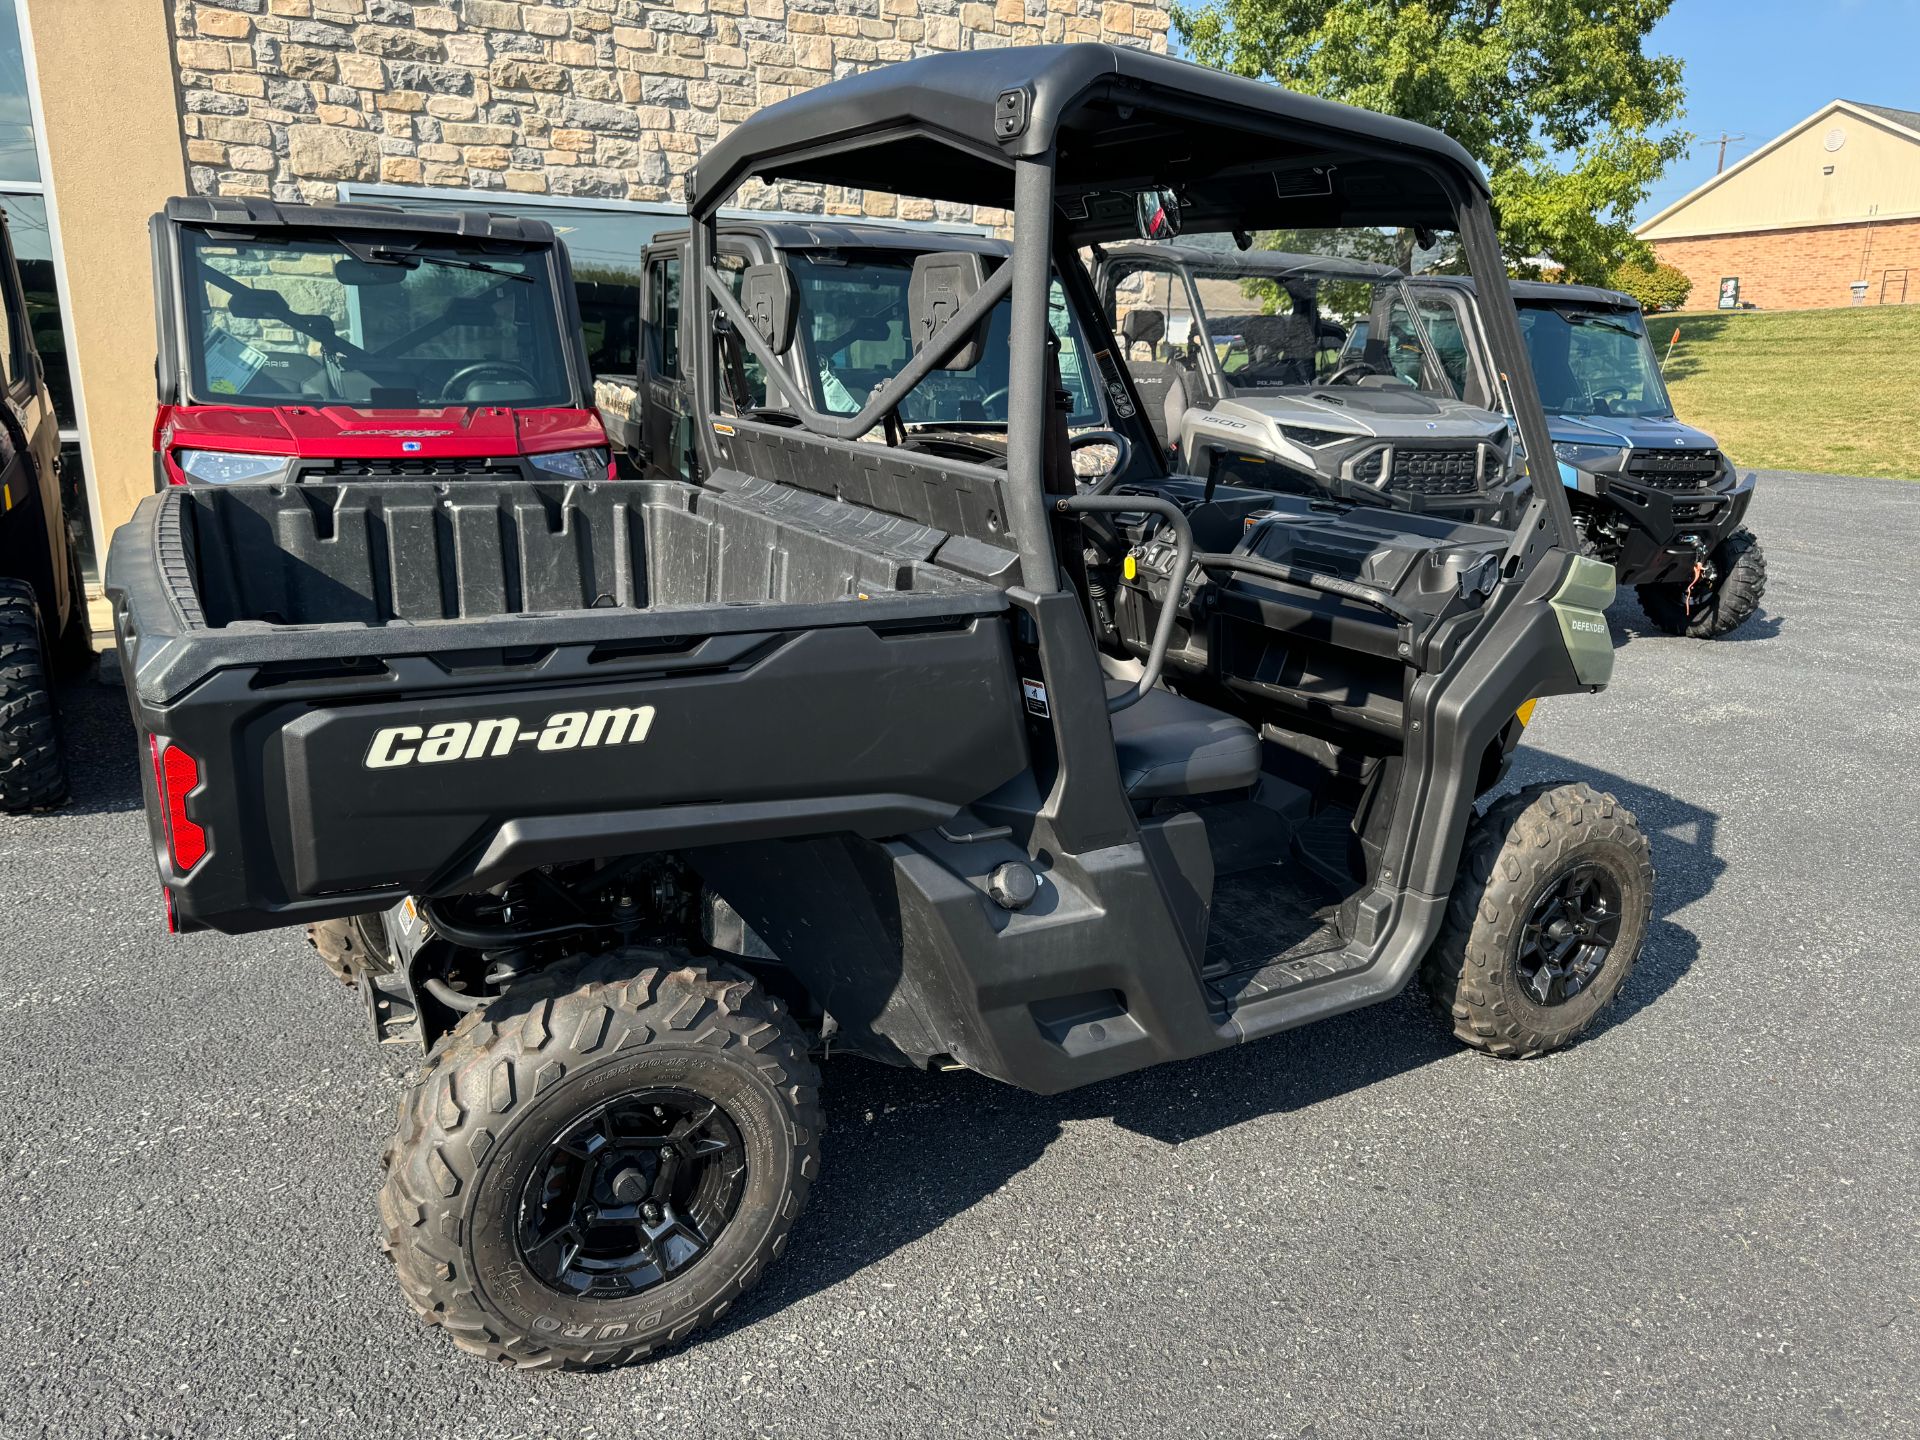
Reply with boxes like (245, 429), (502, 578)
(1637, 100), (1920, 313)
(1, 0), (1169, 581)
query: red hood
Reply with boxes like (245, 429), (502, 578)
(157, 403), (608, 460)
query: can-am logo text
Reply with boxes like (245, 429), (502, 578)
(364, 707), (656, 769)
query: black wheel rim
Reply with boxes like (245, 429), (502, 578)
(516, 1088), (746, 1300)
(1517, 863), (1624, 1007)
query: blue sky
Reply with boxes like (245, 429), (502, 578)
(1638, 0), (1919, 222)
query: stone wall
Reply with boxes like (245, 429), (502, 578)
(169, 0), (1171, 213)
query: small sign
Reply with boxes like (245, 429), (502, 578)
(1718, 276), (1740, 310)
(1021, 677), (1051, 719)
(203, 328), (268, 394)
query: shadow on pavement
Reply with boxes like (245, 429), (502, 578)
(1607, 595), (1784, 647)
(32, 672), (145, 820)
(710, 753), (1721, 1345)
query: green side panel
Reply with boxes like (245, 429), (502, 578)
(1549, 553), (1616, 688)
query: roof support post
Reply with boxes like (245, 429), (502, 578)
(689, 205), (717, 458)
(1004, 150), (1061, 595)
(1456, 191), (1578, 552)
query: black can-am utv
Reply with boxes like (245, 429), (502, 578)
(108, 45), (1653, 1369)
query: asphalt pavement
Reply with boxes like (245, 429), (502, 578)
(3, 471), (1916, 1439)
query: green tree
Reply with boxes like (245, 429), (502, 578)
(1174, 0), (1689, 283)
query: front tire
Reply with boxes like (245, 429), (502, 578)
(380, 950), (820, 1369)
(1421, 782), (1654, 1059)
(1636, 528), (1767, 638)
(0, 578), (68, 813)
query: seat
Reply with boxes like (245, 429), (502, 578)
(1107, 681), (1262, 800)
(1118, 310), (1191, 454)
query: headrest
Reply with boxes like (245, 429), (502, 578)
(1121, 309), (1166, 347)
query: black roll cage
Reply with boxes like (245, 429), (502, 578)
(685, 47), (1580, 596)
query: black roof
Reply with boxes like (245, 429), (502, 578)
(1413, 273), (1642, 310)
(650, 218), (1007, 257)
(691, 44), (1488, 239)
(162, 195), (558, 245)
(1103, 241), (1396, 282)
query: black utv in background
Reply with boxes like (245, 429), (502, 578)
(0, 201), (88, 812)
(1391, 277), (1767, 638)
(607, 218), (1129, 487)
(109, 45), (1656, 1369)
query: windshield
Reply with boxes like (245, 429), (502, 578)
(180, 230), (573, 408)
(1107, 233), (1457, 400)
(1516, 304), (1673, 419)
(785, 252), (1101, 429)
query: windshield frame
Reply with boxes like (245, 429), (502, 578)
(1513, 300), (1676, 422)
(171, 224), (582, 411)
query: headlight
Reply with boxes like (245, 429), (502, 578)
(528, 447), (611, 480)
(1278, 425), (1344, 448)
(1552, 442), (1625, 466)
(175, 449), (294, 485)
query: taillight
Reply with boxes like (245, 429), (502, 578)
(149, 735), (208, 872)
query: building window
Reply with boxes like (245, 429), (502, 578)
(1, 0), (93, 578)
(0, 0), (40, 186)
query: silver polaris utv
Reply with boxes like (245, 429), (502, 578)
(1093, 241), (1518, 520)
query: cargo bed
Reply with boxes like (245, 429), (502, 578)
(107, 476), (1027, 933)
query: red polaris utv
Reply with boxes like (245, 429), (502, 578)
(150, 198), (612, 490)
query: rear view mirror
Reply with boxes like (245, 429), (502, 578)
(223, 285), (285, 321)
(333, 257), (410, 287)
(1136, 188), (1182, 241)
(739, 262), (797, 356)
(908, 251), (989, 371)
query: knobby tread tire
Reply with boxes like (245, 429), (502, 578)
(1419, 781), (1655, 1060)
(1636, 527), (1767, 639)
(304, 913), (392, 985)
(0, 579), (68, 814)
(378, 948), (821, 1370)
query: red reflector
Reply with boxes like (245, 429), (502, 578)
(150, 736), (208, 872)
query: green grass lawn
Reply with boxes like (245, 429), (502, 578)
(1658, 305), (1920, 479)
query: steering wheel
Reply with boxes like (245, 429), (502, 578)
(1324, 359), (1384, 387)
(1070, 430), (1135, 494)
(442, 361), (542, 402)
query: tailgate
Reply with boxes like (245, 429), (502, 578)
(107, 480), (1027, 933)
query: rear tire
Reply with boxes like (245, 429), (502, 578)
(0, 578), (68, 814)
(1420, 782), (1654, 1059)
(1636, 528), (1766, 638)
(379, 950), (820, 1369)
(305, 912), (391, 985)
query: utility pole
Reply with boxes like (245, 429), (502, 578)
(1712, 131), (1746, 174)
